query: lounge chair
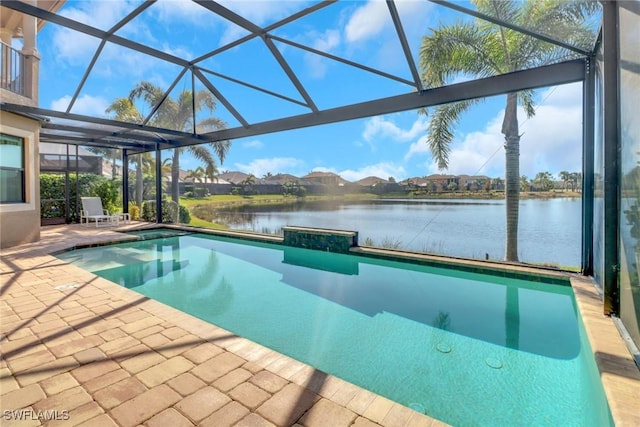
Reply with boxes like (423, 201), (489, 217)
(80, 197), (118, 227)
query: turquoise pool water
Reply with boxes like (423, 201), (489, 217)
(58, 233), (612, 426)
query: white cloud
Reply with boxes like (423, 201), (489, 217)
(340, 162), (407, 182)
(242, 140), (264, 149)
(341, 1), (433, 72)
(51, 1), (178, 78)
(404, 134), (432, 160)
(51, 30), (100, 67)
(412, 83), (584, 178)
(215, 1), (310, 45)
(305, 29), (342, 79)
(363, 115), (427, 143)
(344, 1), (389, 43)
(52, 1), (140, 65)
(394, 0), (436, 40)
(425, 117), (504, 176)
(235, 157), (305, 177)
(154, 0), (210, 23)
(312, 163), (407, 182)
(160, 43), (193, 61)
(50, 94), (109, 117)
(223, 1), (308, 25)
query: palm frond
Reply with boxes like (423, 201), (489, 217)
(129, 81), (165, 108)
(188, 145), (217, 170)
(427, 99), (481, 170)
(197, 117), (227, 133)
(420, 22), (503, 88)
(209, 139), (231, 164)
(105, 98), (142, 123)
(195, 89), (217, 112)
(518, 89), (536, 119)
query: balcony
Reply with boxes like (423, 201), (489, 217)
(0, 41), (36, 105)
(1, 41), (25, 95)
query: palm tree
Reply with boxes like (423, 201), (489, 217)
(185, 167), (205, 184)
(569, 172), (582, 191)
(519, 175), (530, 192)
(204, 164), (219, 184)
(419, 0), (597, 261)
(492, 176), (504, 190)
(128, 81), (230, 203)
(106, 98), (144, 204)
(241, 174), (256, 195)
(558, 170), (571, 191)
(533, 171), (554, 191)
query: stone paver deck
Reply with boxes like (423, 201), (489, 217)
(1, 223), (638, 426)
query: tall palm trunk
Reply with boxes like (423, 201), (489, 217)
(135, 156), (143, 206)
(503, 93), (520, 262)
(171, 149), (180, 203)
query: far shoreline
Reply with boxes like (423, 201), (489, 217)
(378, 190), (582, 200)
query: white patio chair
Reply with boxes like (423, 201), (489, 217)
(80, 197), (118, 227)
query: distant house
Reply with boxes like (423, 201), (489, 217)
(401, 176), (429, 188)
(301, 171), (349, 186)
(219, 171), (250, 185)
(101, 159), (122, 179)
(262, 173), (301, 185)
(458, 174), (491, 191)
(354, 176), (388, 187)
(425, 174), (459, 191)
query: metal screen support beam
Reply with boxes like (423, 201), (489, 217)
(430, 0), (591, 56)
(122, 149), (129, 215)
(0, 104), (210, 142)
(193, 69), (250, 128)
(67, 40), (106, 114)
(602, 1), (620, 315)
(203, 59), (586, 143)
(1, 1), (189, 67)
(155, 144), (162, 224)
(386, 0), (423, 90)
(582, 56), (595, 276)
(142, 66), (189, 126)
(270, 35), (414, 87)
(263, 36), (318, 112)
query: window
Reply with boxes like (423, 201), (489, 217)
(0, 133), (25, 203)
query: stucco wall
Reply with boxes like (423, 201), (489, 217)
(0, 111), (40, 248)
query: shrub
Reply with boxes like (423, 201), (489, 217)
(179, 205), (191, 224)
(92, 179), (120, 213)
(128, 202), (140, 220)
(140, 199), (185, 223)
(39, 173), (120, 222)
(141, 200), (156, 222)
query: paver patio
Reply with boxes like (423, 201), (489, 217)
(1, 223), (638, 426)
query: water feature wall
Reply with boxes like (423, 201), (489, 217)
(283, 226), (358, 254)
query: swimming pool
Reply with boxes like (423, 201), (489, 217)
(57, 233), (612, 426)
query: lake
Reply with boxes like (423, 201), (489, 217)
(204, 197), (582, 267)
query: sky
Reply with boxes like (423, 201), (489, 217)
(34, 0), (588, 182)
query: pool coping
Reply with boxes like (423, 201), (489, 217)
(102, 223), (574, 284)
(2, 222), (639, 426)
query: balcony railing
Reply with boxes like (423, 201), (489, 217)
(1, 41), (25, 96)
